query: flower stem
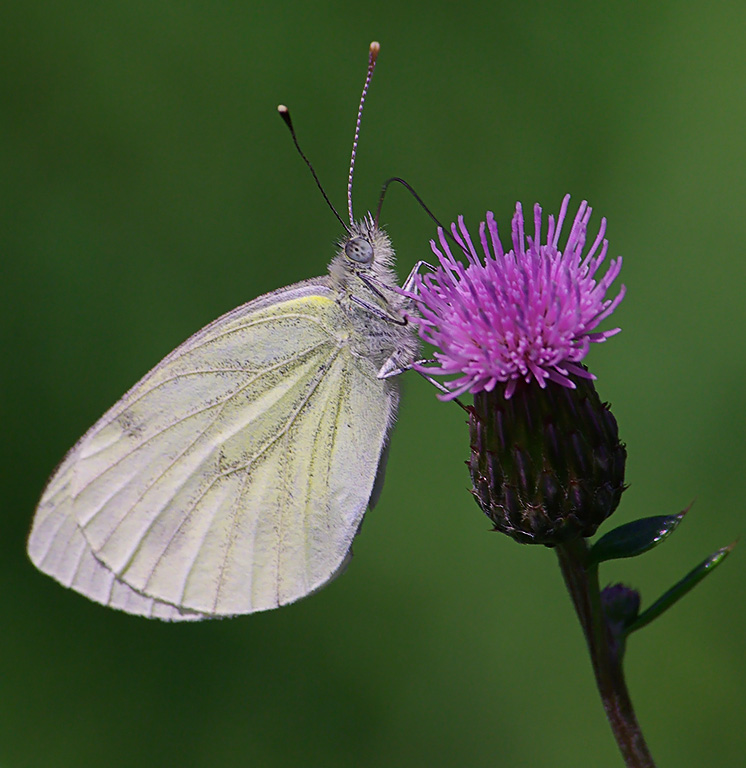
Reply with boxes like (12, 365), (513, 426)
(556, 538), (656, 768)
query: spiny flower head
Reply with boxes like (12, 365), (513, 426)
(414, 195), (625, 399)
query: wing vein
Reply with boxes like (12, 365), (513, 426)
(274, 421), (292, 606)
(302, 359), (350, 588)
(207, 467), (253, 613)
(33, 502), (73, 565)
(178, 311), (336, 357)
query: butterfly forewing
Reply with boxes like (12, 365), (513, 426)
(29, 280), (399, 618)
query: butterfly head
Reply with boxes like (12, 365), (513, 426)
(341, 215), (395, 271)
(328, 215), (397, 295)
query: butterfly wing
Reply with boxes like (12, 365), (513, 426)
(28, 279), (399, 619)
(29, 461), (208, 620)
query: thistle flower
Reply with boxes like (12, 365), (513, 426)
(414, 196), (626, 545)
(412, 195), (733, 767)
(413, 195), (625, 400)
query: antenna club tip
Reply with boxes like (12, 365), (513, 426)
(277, 105), (293, 128)
(369, 41), (381, 59)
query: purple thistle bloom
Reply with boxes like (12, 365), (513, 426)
(413, 195), (625, 399)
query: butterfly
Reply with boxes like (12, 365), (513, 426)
(27, 42), (422, 620)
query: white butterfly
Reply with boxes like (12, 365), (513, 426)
(27, 42), (422, 620)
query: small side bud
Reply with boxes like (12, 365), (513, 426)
(601, 583), (641, 628)
(601, 582), (641, 661)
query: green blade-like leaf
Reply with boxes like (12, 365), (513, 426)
(587, 512), (687, 567)
(625, 543), (735, 636)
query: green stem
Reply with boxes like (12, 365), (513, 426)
(556, 538), (656, 768)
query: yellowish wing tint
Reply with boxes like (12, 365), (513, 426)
(29, 285), (398, 619)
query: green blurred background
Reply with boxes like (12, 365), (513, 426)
(3, 2), (745, 766)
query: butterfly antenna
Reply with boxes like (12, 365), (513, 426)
(376, 176), (476, 262)
(375, 176), (447, 231)
(277, 104), (348, 232)
(348, 41), (380, 226)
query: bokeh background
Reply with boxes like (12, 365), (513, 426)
(3, 2), (745, 767)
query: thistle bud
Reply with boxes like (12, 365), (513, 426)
(468, 378), (626, 544)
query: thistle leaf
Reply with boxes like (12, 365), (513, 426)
(625, 543), (735, 635)
(587, 512), (687, 567)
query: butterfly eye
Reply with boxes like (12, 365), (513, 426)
(345, 237), (374, 264)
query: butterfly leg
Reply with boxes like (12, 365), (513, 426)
(378, 355), (453, 396)
(377, 355), (431, 379)
(378, 353), (469, 408)
(401, 260), (435, 293)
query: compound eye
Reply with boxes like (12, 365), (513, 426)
(345, 237), (374, 264)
